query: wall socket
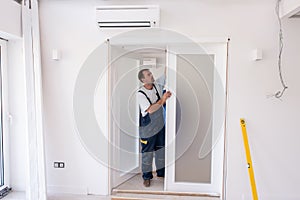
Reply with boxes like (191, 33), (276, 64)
(54, 162), (65, 168)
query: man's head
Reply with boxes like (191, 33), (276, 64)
(138, 69), (154, 84)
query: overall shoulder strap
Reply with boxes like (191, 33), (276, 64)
(138, 90), (152, 105)
(152, 84), (161, 101)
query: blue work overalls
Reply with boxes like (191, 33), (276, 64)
(138, 85), (165, 180)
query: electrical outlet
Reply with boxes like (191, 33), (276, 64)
(54, 162), (59, 168)
(54, 162), (65, 168)
(59, 162), (65, 168)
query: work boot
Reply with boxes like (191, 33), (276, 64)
(143, 179), (150, 187)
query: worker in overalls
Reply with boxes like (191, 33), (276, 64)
(137, 69), (172, 187)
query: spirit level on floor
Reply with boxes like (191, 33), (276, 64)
(240, 118), (258, 200)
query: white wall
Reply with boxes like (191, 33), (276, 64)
(39, 0), (300, 199)
(39, 0), (110, 195)
(0, 0), (21, 38)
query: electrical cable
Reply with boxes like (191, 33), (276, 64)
(273, 0), (288, 99)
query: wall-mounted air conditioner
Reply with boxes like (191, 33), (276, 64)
(96, 5), (160, 28)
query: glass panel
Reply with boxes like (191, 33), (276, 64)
(175, 54), (214, 183)
(111, 45), (140, 174)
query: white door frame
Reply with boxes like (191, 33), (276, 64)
(22, 1), (47, 199)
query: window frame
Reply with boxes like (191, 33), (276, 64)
(0, 39), (10, 191)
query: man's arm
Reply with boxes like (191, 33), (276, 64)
(146, 91), (171, 114)
(156, 65), (167, 89)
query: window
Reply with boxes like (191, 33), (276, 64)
(0, 39), (10, 194)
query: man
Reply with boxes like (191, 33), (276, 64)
(137, 68), (172, 187)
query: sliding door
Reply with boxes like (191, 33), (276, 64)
(165, 42), (227, 196)
(109, 45), (140, 188)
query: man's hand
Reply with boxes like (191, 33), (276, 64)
(162, 91), (172, 101)
(146, 91), (172, 114)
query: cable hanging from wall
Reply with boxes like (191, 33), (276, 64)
(272, 0), (288, 99)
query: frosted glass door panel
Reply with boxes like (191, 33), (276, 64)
(165, 42), (227, 195)
(175, 54), (214, 183)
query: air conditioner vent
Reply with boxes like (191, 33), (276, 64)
(98, 21), (151, 28)
(96, 5), (160, 29)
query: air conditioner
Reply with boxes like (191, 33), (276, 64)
(96, 5), (160, 28)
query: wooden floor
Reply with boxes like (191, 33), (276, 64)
(112, 193), (219, 200)
(115, 173), (164, 192)
(112, 173), (220, 200)
(5, 191), (219, 200)
(5, 176), (220, 200)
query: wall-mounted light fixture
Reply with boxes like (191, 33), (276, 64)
(52, 49), (61, 61)
(252, 49), (263, 61)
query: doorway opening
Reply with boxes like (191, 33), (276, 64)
(107, 30), (228, 198)
(109, 45), (167, 193)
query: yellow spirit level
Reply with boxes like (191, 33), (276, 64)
(240, 118), (258, 200)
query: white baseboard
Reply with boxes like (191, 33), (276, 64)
(47, 185), (88, 195)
